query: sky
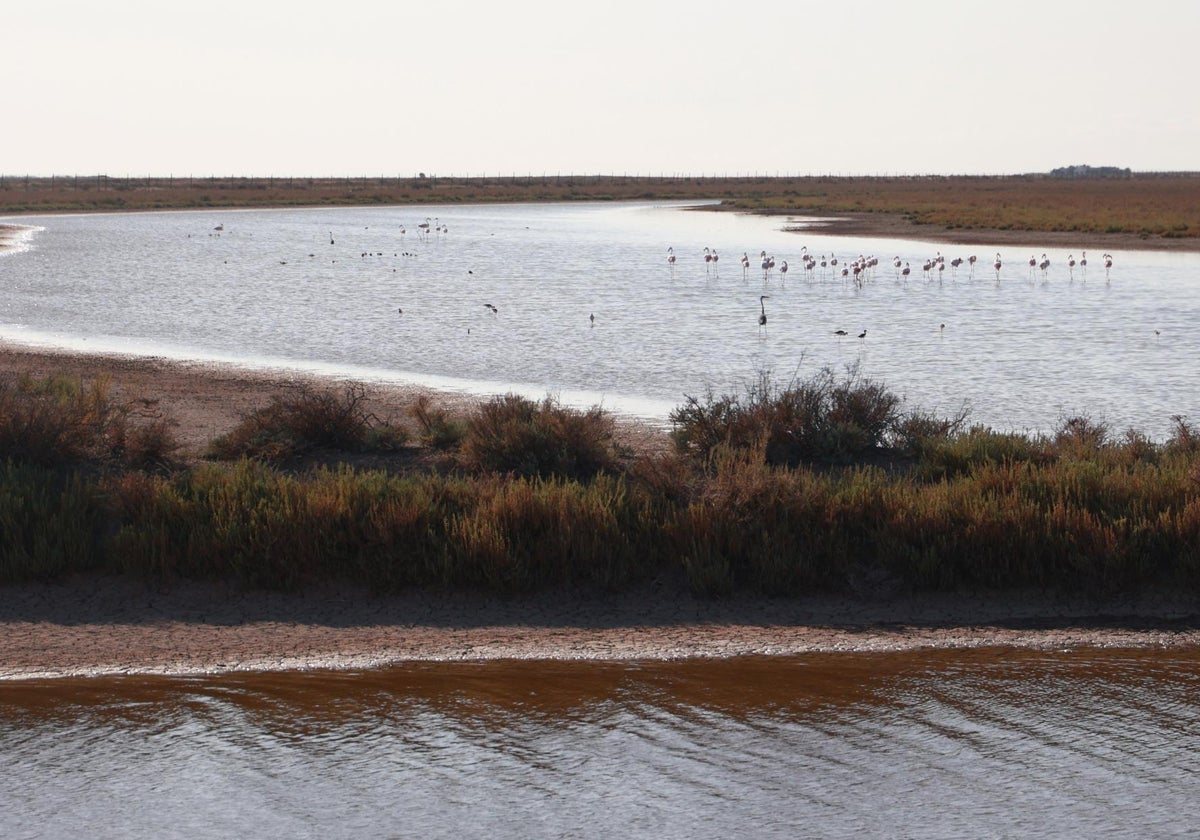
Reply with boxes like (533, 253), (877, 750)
(4, 0), (1197, 177)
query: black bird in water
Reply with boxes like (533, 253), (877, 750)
(833, 329), (848, 336)
(857, 330), (868, 339)
(758, 295), (770, 326)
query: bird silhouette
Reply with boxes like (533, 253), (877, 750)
(759, 295), (770, 326)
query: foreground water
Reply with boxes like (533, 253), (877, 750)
(2, 648), (1198, 839)
(2, 202), (1198, 436)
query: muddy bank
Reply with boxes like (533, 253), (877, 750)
(2, 574), (1197, 680)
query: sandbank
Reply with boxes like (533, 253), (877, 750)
(772, 211), (1200, 253)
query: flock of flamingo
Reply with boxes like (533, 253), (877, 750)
(667, 244), (1117, 328)
(672, 245), (1115, 284)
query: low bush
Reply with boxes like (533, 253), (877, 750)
(207, 383), (402, 461)
(408, 395), (466, 450)
(457, 394), (623, 480)
(0, 373), (179, 468)
(670, 367), (908, 466)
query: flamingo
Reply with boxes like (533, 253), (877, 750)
(758, 295), (770, 326)
(901, 261), (911, 280)
(780, 260), (789, 280)
(1080, 250), (1088, 277)
(1067, 254), (1076, 279)
(1029, 255), (1037, 278)
(711, 249), (720, 275)
(1103, 253), (1113, 278)
(741, 252), (750, 279)
(667, 246), (676, 273)
(760, 251), (770, 280)
(1039, 253), (1050, 277)
(993, 252), (1002, 278)
(703, 247), (713, 275)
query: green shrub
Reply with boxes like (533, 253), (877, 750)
(457, 394), (623, 480)
(0, 461), (101, 579)
(408, 395), (467, 450)
(207, 383), (393, 460)
(670, 367), (907, 466)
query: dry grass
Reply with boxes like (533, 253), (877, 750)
(3, 173), (1197, 242)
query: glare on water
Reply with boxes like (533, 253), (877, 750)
(1, 202), (1197, 436)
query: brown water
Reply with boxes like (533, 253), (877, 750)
(2, 648), (1199, 839)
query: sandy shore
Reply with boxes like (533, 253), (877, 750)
(2, 342), (1198, 680)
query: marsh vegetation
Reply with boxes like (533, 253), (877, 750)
(3, 368), (1198, 598)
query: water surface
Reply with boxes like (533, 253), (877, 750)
(1, 203), (1197, 435)
(2, 649), (1198, 839)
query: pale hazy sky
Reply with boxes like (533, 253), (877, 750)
(5, 0), (1197, 177)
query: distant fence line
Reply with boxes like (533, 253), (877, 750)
(2, 173), (880, 190)
(1, 172), (1195, 192)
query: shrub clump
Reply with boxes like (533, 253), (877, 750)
(0, 373), (179, 468)
(207, 383), (404, 461)
(409, 395), (467, 450)
(670, 367), (907, 466)
(457, 394), (623, 480)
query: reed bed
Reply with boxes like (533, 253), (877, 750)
(2, 370), (1199, 598)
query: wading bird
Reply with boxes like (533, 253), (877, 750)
(759, 295), (770, 326)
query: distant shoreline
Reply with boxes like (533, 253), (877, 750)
(3, 173), (1197, 252)
(769, 211), (1200, 253)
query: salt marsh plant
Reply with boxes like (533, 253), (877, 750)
(457, 394), (624, 480)
(207, 383), (405, 461)
(670, 367), (906, 466)
(0, 372), (179, 468)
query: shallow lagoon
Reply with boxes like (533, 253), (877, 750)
(1, 202), (1197, 436)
